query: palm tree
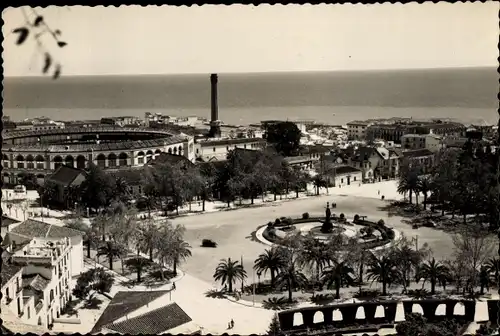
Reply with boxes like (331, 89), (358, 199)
(170, 239), (192, 276)
(320, 260), (355, 299)
(254, 248), (286, 288)
(485, 258), (500, 285)
(124, 257), (152, 283)
(417, 175), (432, 210)
(296, 236), (331, 285)
(366, 253), (398, 296)
(137, 219), (160, 261)
(213, 258), (247, 293)
(274, 250), (309, 302)
(97, 241), (126, 271)
(415, 258), (450, 295)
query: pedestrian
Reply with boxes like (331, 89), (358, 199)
(228, 322), (231, 330)
(378, 190), (380, 195)
(231, 319), (234, 328)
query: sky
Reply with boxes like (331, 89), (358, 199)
(2, 3), (498, 77)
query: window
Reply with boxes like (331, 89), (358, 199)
(353, 176), (357, 181)
(196, 148), (199, 154)
(341, 178), (344, 183)
(27, 306), (31, 319)
(5, 287), (10, 300)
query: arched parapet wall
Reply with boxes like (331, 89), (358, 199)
(278, 299), (478, 332)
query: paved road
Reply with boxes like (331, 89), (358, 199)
(172, 193), (456, 286)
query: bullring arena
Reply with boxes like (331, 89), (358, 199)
(2, 126), (195, 185)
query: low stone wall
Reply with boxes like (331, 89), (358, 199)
(278, 298), (481, 333)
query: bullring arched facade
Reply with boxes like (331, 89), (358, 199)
(2, 127), (195, 185)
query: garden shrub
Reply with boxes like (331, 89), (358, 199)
(339, 213), (345, 221)
(354, 214), (360, 222)
(274, 218), (281, 225)
(302, 212), (310, 219)
(377, 219), (385, 227)
(267, 221), (274, 227)
(386, 228), (395, 239)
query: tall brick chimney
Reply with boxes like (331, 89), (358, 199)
(208, 73), (221, 138)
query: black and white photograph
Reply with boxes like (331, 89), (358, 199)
(1, 3), (499, 335)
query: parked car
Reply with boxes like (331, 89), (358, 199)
(201, 239), (217, 248)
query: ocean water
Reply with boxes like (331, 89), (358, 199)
(3, 67), (498, 126)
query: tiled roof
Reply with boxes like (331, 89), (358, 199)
(402, 149), (434, 158)
(22, 274), (50, 292)
(106, 303), (192, 335)
(10, 219), (84, 239)
(46, 165), (86, 186)
(91, 290), (170, 333)
(334, 165), (362, 175)
(1, 215), (21, 228)
(199, 137), (266, 147)
(1, 259), (22, 288)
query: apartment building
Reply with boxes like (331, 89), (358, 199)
(194, 137), (266, 162)
(346, 120), (372, 140)
(400, 134), (443, 152)
(2, 237), (73, 330)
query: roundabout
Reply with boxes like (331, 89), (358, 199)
(255, 205), (400, 252)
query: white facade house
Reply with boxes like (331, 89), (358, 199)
(6, 219), (84, 277)
(2, 237), (74, 331)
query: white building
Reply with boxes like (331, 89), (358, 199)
(6, 219), (84, 277)
(1, 236), (74, 330)
(195, 137), (266, 162)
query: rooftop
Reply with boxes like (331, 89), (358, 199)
(1, 215), (21, 228)
(334, 165), (362, 175)
(1, 259), (23, 288)
(22, 274), (50, 292)
(402, 148), (435, 158)
(46, 165), (86, 186)
(198, 137), (266, 147)
(91, 290), (171, 333)
(105, 303), (192, 335)
(9, 219), (84, 240)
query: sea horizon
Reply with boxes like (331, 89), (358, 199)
(4, 66), (498, 126)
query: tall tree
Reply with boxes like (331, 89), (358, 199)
(97, 241), (126, 271)
(274, 248), (308, 302)
(415, 258), (450, 295)
(320, 260), (355, 299)
(254, 247), (286, 288)
(80, 163), (117, 213)
(366, 253), (399, 296)
(213, 257), (247, 293)
(264, 121), (301, 157)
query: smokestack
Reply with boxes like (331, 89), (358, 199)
(210, 74), (218, 122)
(209, 73), (221, 138)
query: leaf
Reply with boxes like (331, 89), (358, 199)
(33, 16), (44, 27)
(42, 52), (52, 74)
(57, 41), (67, 48)
(52, 64), (61, 80)
(12, 27), (29, 45)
